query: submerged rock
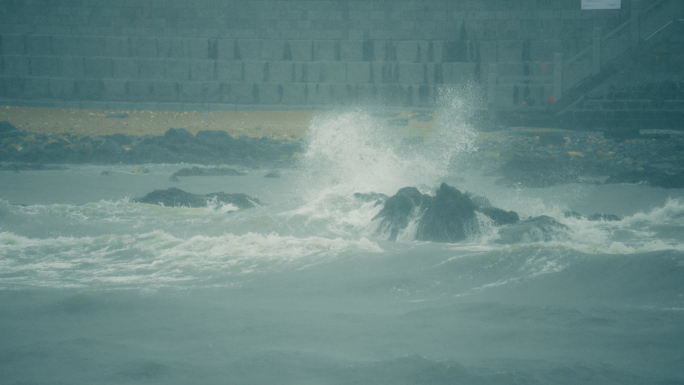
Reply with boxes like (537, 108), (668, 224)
(373, 183), (518, 243)
(264, 170), (281, 178)
(169, 166), (246, 181)
(496, 215), (570, 244)
(135, 187), (262, 209)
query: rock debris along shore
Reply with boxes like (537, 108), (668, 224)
(0, 121), (303, 168)
(472, 128), (684, 189)
(2, 117), (684, 188)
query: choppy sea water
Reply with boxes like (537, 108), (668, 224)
(1, 108), (684, 384)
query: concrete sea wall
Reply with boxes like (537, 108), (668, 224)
(0, 0), (662, 115)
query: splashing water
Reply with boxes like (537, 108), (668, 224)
(300, 89), (479, 196)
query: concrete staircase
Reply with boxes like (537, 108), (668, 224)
(491, 0), (684, 131)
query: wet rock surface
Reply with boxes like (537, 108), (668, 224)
(373, 183), (520, 243)
(135, 187), (262, 209)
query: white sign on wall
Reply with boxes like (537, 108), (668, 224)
(581, 0), (621, 9)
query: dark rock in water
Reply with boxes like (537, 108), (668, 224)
(0, 121), (20, 137)
(135, 187), (261, 209)
(264, 170), (281, 178)
(479, 207), (519, 226)
(587, 213), (621, 222)
(105, 113), (129, 119)
(354, 192), (388, 205)
(169, 166), (246, 181)
(373, 184), (520, 243)
(372, 187), (425, 241)
(464, 192), (492, 209)
(564, 211), (621, 221)
(605, 168), (684, 189)
(136, 188), (208, 208)
(464, 192), (519, 225)
(496, 215), (570, 244)
(204, 192), (262, 209)
(417, 183), (478, 243)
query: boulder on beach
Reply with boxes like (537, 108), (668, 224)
(135, 187), (262, 209)
(372, 183), (519, 243)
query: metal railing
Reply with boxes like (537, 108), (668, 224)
(487, 0), (683, 108)
(558, 0), (683, 101)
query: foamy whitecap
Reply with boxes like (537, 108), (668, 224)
(623, 198), (684, 224)
(0, 230), (383, 289)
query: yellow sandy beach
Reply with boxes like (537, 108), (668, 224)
(0, 106), (319, 140)
(0, 106), (438, 140)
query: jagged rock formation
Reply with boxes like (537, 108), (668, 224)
(372, 183), (519, 243)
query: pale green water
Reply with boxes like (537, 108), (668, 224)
(1, 110), (684, 384)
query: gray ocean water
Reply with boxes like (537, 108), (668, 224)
(2, 109), (684, 384)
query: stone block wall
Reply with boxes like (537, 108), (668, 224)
(0, 0), (630, 110)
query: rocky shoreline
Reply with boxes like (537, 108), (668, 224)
(472, 128), (684, 188)
(2, 117), (684, 188)
(0, 120), (303, 168)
